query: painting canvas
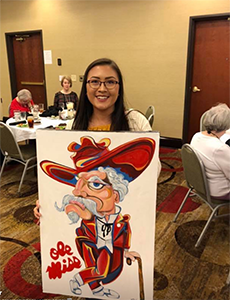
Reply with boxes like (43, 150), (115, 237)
(37, 130), (159, 300)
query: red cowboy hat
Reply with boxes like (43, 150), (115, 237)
(40, 136), (155, 187)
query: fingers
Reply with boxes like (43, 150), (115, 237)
(125, 251), (141, 262)
(132, 251), (141, 258)
(124, 252), (135, 262)
(33, 206), (41, 219)
(33, 199), (41, 221)
(35, 199), (40, 208)
(131, 255), (136, 262)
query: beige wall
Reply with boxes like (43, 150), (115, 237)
(1, 0), (229, 138)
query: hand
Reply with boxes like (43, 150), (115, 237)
(124, 250), (140, 262)
(33, 199), (41, 224)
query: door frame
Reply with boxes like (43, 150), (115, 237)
(182, 13), (230, 144)
(5, 29), (47, 104)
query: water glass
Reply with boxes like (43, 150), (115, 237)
(20, 112), (26, 120)
(14, 110), (21, 121)
(32, 105), (39, 119)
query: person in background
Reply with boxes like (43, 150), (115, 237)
(9, 89), (34, 117)
(191, 103), (230, 200)
(53, 75), (78, 110)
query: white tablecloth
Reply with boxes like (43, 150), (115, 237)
(6, 117), (70, 142)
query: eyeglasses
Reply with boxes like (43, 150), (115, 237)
(87, 79), (119, 90)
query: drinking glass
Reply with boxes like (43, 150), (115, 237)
(14, 110), (21, 121)
(59, 103), (65, 110)
(67, 102), (74, 110)
(39, 103), (44, 113)
(27, 116), (34, 128)
(32, 105), (39, 120)
(20, 112), (26, 120)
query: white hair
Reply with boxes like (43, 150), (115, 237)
(98, 166), (129, 202)
(203, 103), (230, 132)
(17, 89), (32, 101)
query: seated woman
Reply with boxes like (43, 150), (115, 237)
(191, 103), (230, 200)
(53, 76), (78, 110)
(9, 89), (34, 117)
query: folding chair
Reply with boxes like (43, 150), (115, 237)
(145, 106), (155, 127)
(0, 122), (37, 193)
(200, 111), (207, 131)
(173, 143), (230, 248)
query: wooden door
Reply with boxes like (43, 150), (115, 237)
(183, 14), (230, 143)
(6, 31), (47, 108)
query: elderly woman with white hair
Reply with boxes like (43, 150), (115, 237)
(9, 89), (34, 117)
(190, 103), (230, 200)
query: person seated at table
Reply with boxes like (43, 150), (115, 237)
(9, 89), (34, 118)
(53, 76), (78, 110)
(190, 103), (230, 200)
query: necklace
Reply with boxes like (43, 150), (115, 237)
(207, 131), (219, 139)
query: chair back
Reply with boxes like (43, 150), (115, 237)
(145, 105), (155, 127)
(0, 122), (23, 160)
(200, 111), (208, 131)
(181, 144), (211, 202)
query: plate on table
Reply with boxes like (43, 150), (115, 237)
(16, 123), (28, 128)
(54, 123), (67, 130)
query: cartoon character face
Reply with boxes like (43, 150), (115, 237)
(72, 170), (119, 217)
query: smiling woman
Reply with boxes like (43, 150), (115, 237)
(86, 65), (120, 127)
(67, 58), (151, 132)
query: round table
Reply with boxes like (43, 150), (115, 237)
(6, 117), (70, 142)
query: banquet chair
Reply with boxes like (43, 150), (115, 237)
(0, 122), (37, 193)
(173, 143), (230, 248)
(200, 111), (207, 131)
(145, 105), (155, 127)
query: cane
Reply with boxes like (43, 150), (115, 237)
(126, 256), (145, 300)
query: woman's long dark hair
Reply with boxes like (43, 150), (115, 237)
(72, 58), (130, 131)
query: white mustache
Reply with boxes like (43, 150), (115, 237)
(55, 194), (101, 224)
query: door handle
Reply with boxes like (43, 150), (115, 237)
(21, 80), (44, 86)
(192, 86), (201, 92)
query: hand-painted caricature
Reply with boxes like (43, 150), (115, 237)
(40, 136), (155, 299)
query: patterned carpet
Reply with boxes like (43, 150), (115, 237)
(0, 148), (229, 300)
